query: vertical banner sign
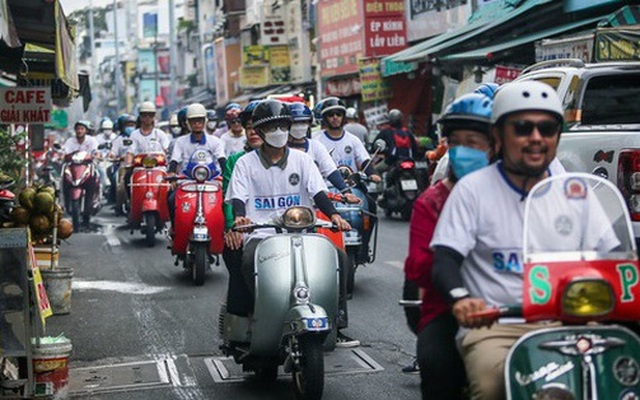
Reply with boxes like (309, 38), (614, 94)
(143, 12), (158, 38)
(269, 45), (291, 84)
(359, 58), (392, 102)
(0, 88), (52, 124)
(214, 38), (229, 105)
(317, 0), (365, 77)
(364, 0), (407, 58)
(203, 44), (216, 90)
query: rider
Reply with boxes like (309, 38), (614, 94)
(167, 103), (226, 230)
(130, 101), (170, 155)
(167, 113), (182, 160)
(431, 81), (566, 400)
(97, 119), (116, 149)
(225, 100), (357, 346)
(108, 114), (137, 214)
(96, 118), (116, 202)
(404, 93), (494, 398)
(220, 105), (247, 157)
(344, 107), (368, 146)
(374, 109), (420, 173)
(206, 110), (219, 135)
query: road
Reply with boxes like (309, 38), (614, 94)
(46, 209), (419, 399)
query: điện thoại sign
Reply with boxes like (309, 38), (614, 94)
(0, 88), (52, 124)
(595, 27), (640, 62)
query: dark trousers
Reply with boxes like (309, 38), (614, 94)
(222, 244), (253, 316)
(417, 312), (467, 400)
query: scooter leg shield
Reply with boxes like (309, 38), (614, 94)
(283, 305), (331, 337)
(222, 313), (251, 343)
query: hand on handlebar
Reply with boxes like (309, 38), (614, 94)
(330, 214), (351, 231)
(224, 230), (244, 250)
(452, 297), (493, 329)
(344, 193), (362, 204)
(369, 174), (381, 183)
(233, 216), (253, 233)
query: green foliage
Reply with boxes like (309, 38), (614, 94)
(0, 128), (27, 184)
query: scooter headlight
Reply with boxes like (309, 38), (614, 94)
(193, 166), (210, 183)
(562, 279), (614, 318)
(283, 207), (316, 229)
(142, 156), (158, 168)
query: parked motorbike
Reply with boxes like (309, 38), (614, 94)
(472, 173), (640, 399)
(220, 206), (340, 400)
(378, 157), (428, 221)
(34, 144), (63, 192)
(0, 177), (15, 226)
(168, 149), (224, 285)
(129, 142), (170, 247)
(62, 150), (102, 231)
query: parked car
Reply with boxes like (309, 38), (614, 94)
(514, 59), (640, 244)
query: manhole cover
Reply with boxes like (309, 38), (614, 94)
(70, 360), (171, 394)
(205, 348), (384, 383)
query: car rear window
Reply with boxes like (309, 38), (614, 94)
(581, 74), (640, 125)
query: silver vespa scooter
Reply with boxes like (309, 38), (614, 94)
(220, 206), (339, 400)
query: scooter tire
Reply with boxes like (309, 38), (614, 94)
(293, 335), (324, 400)
(144, 212), (156, 247)
(193, 243), (207, 286)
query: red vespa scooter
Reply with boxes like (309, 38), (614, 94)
(129, 142), (170, 247)
(62, 150), (102, 231)
(168, 149), (224, 286)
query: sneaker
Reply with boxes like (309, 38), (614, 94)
(336, 331), (360, 348)
(401, 359), (420, 374)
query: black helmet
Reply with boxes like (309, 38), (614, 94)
(388, 109), (403, 127)
(251, 100), (292, 131)
(319, 97), (346, 117)
(240, 100), (261, 128)
(206, 110), (218, 121)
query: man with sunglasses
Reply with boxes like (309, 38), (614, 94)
(220, 106), (247, 157)
(129, 101), (170, 155)
(430, 81), (565, 400)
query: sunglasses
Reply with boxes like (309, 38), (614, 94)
(229, 118), (242, 124)
(260, 121), (290, 133)
(326, 111), (344, 118)
(508, 120), (560, 138)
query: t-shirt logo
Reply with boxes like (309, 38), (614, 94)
(289, 173), (300, 186)
(344, 146), (352, 154)
(492, 250), (522, 273)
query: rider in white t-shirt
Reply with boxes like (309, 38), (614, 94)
(219, 106), (247, 157)
(129, 102), (170, 155)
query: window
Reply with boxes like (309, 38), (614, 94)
(581, 74), (640, 126)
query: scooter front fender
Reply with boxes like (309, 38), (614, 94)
(142, 198), (158, 213)
(283, 304), (331, 337)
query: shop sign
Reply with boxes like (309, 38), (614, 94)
(261, 0), (287, 45)
(244, 45), (270, 66)
(381, 58), (418, 77)
(364, 0), (407, 57)
(240, 66), (270, 88)
(595, 27), (640, 62)
(359, 58), (392, 102)
(214, 37), (229, 105)
(363, 103), (389, 129)
(535, 35), (594, 63)
(318, 0), (364, 77)
(325, 75), (362, 97)
(494, 65), (522, 85)
(269, 46), (291, 84)
(0, 88), (51, 124)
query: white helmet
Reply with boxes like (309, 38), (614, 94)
(139, 101), (156, 114)
(187, 103), (207, 120)
(491, 81), (563, 124)
(345, 107), (357, 120)
(100, 119), (113, 130)
(169, 114), (179, 126)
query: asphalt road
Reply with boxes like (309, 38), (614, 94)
(46, 207), (419, 399)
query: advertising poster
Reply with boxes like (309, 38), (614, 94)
(317, 0), (364, 77)
(139, 79), (156, 103)
(143, 12), (158, 38)
(358, 58), (392, 102)
(240, 66), (270, 88)
(138, 49), (156, 77)
(269, 46), (291, 84)
(243, 45), (270, 66)
(364, 0), (407, 58)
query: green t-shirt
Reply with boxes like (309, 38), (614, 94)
(222, 149), (248, 229)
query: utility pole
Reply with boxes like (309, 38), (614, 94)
(169, 0), (177, 110)
(113, 0), (122, 114)
(89, 0), (96, 91)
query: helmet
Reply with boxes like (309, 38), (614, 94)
(491, 81), (563, 124)
(139, 101), (156, 114)
(440, 93), (493, 137)
(177, 107), (188, 128)
(74, 120), (91, 130)
(124, 115), (137, 125)
(388, 109), (403, 124)
(319, 97), (346, 117)
(206, 110), (218, 121)
(169, 114), (179, 126)
(225, 102), (241, 112)
(312, 101), (324, 122)
(251, 100), (292, 131)
(187, 103), (207, 120)
(225, 107), (241, 121)
(473, 82), (500, 99)
(116, 113), (131, 132)
(345, 107), (358, 120)
(290, 102), (313, 123)
(240, 100), (261, 127)
(100, 119), (113, 130)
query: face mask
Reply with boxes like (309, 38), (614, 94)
(448, 146), (489, 179)
(264, 128), (289, 148)
(171, 127), (181, 135)
(206, 122), (216, 130)
(123, 127), (135, 136)
(290, 123), (309, 140)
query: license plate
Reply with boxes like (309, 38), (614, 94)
(415, 161), (428, 169)
(401, 179), (418, 191)
(304, 317), (328, 331)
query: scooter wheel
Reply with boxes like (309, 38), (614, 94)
(292, 336), (324, 400)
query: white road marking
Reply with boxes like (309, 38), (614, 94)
(103, 224), (121, 247)
(385, 260), (404, 270)
(72, 279), (169, 295)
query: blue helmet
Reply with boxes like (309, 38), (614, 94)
(177, 107), (188, 129)
(439, 93), (493, 137)
(240, 100), (261, 127)
(289, 102), (313, 123)
(473, 83), (500, 99)
(206, 110), (218, 121)
(225, 102), (241, 112)
(312, 101), (324, 122)
(116, 113), (130, 132)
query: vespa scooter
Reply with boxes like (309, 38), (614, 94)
(473, 173), (640, 400)
(129, 141), (170, 247)
(168, 149), (224, 285)
(220, 206), (340, 400)
(62, 150), (102, 231)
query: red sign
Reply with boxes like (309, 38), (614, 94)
(494, 65), (522, 85)
(317, 0), (365, 77)
(363, 0), (407, 57)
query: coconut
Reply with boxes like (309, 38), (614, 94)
(47, 203), (64, 224)
(39, 186), (56, 198)
(33, 192), (54, 215)
(18, 188), (36, 209)
(57, 218), (73, 239)
(29, 214), (51, 234)
(10, 207), (30, 226)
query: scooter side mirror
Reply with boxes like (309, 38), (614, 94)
(123, 139), (133, 146)
(53, 143), (62, 150)
(374, 139), (386, 152)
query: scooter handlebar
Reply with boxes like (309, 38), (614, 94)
(467, 305), (523, 321)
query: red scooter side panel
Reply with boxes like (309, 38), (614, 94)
(204, 189), (224, 255)
(130, 167), (169, 224)
(173, 182), (224, 255)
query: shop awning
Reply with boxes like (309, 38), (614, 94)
(437, 15), (605, 63)
(599, 5), (640, 27)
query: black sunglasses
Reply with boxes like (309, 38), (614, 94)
(229, 118), (242, 124)
(508, 120), (560, 138)
(326, 111), (344, 118)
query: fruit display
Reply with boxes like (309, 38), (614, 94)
(10, 184), (73, 242)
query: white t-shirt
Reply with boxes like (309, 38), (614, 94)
(110, 135), (135, 159)
(430, 162), (566, 308)
(225, 149), (328, 240)
(290, 139), (338, 179)
(344, 122), (368, 145)
(96, 133), (116, 156)
(130, 128), (170, 154)
(63, 135), (98, 155)
(314, 130), (370, 171)
(170, 133), (225, 174)
(220, 131), (247, 157)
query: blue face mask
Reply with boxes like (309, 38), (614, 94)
(123, 127), (135, 137)
(448, 146), (488, 179)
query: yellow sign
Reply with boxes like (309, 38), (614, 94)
(243, 45), (270, 66)
(358, 58), (391, 102)
(28, 243), (53, 324)
(240, 66), (270, 88)
(269, 46), (291, 84)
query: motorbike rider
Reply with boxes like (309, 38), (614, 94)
(167, 103), (226, 231)
(344, 107), (368, 146)
(108, 114), (137, 214)
(403, 93), (494, 398)
(220, 105), (246, 157)
(430, 81), (567, 400)
(130, 101), (170, 155)
(374, 109), (420, 175)
(225, 99), (359, 347)
(167, 113), (182, 160)
(206, 110), (218, 135)
(96, 118), (116, 202)
(213, 103), (239, 138)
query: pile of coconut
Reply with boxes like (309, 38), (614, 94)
(10, 185), (73, 242)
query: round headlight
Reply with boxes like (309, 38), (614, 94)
(193, 166), (210, 182)
(283, 207), (315, 229)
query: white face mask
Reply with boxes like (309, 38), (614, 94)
(264, 128), (289, 148)
(290, 123), (308, 140)
(206, 122), (217, 130)
(171, 127), (181, 135)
